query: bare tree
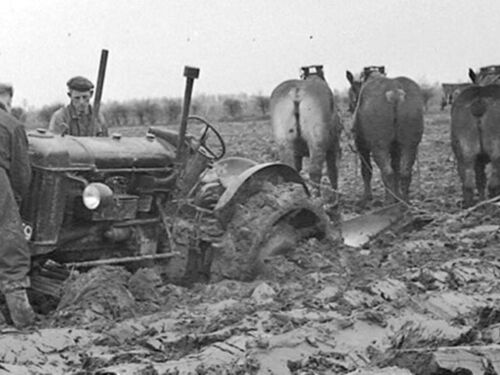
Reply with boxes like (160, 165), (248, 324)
(190, 98), (201, 116)
(144, 100), (161, 125)
(163, 98), (182, 124)
(132, 99), (160, 126)
(103, 102), (130, 127)
(36, 103), (64, 127)
(253, 95), (270, 116)
(223, 98), (243, 119)
(420, 85), (436, 112)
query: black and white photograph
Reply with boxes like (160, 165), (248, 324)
(1, 0), (500, 374)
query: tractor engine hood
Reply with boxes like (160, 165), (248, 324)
(27, 129), (177, 170)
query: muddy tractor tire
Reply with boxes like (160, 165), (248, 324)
(210, 180), (329, 281)
(163, 160), (332, 284)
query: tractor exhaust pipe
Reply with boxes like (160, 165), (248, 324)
(176, 66), (200, 162)
(91, 49), (109, 136)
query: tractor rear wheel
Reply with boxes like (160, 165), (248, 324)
(210, 182), (330, 281)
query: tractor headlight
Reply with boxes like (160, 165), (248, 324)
(83, 183), (113, 210)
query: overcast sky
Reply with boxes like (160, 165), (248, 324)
(2, 0), (500, 108)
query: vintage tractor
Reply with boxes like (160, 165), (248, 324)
(23, 67), (331, 296)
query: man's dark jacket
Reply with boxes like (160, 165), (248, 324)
(0, 104), (32, 289)
(0, 105), (31, 202)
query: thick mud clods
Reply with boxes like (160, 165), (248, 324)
(4, 115), (500, 374)
(54, 266), (165, 326)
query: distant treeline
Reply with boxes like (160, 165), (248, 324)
(16, 82), (441, 130)
(22, 93), (272, 130)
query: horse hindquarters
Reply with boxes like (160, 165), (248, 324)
(271, 78), (339, 197)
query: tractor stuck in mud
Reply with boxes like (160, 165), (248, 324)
(23, 66), (332, 298)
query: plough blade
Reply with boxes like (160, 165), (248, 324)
(341, 203), (406, 247)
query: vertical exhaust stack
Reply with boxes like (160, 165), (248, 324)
(176, 66), (200, 162)
(175, 66), (211, 195)
(91, 49), (109, 136)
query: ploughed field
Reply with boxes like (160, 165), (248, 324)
(4, 107), (500, 375)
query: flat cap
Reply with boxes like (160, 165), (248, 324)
(0, 83), (13, 96)
(67, 76), (94, 91)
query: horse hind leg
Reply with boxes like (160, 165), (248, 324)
(308, 147), (326, 197)
(326, 142), (340, 203)
(278, 142), (296, 169)
(294, 151), (303, 172)
(293, 137), (307, 172)
(458, 157), (476, 208)
(390, 141), (402, 200)
(372, 148), (397, 204)
(487, 157), (500, 200)
(355, 143), (373, 205)
(475, 155), (487, 201)
(399, 144), (419, 203)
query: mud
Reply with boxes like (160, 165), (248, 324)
(211, 181), (336, 282)
(3, 110), (500, 374)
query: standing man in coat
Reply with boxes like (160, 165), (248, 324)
(0, 83), (36, 328)
(49, 76), (108, 136)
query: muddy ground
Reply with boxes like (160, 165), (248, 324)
(3, 107), (500, 375)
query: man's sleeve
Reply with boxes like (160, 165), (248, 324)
(9, 125), (31, 203)
(48, 109), (65, 135)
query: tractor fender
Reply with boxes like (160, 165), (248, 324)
(214, 162), (309, 225)
(201, 156), (258, 187)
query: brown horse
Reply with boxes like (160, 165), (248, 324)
(346, 70), (424, 204)
(270, 72), (341, 197)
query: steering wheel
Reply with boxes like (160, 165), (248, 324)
(187, 116), (226, 160)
